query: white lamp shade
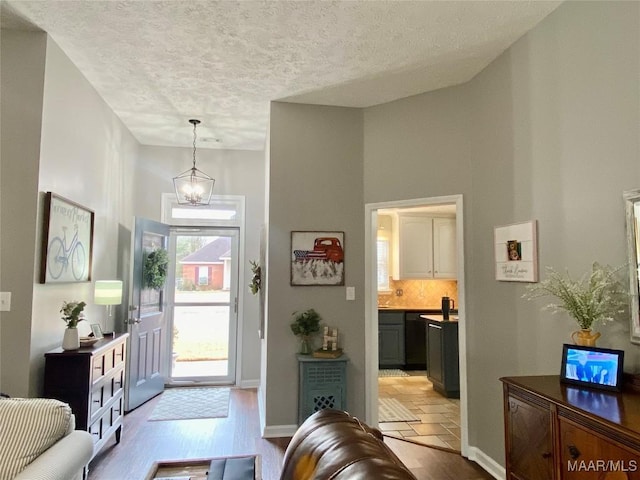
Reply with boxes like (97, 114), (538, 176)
(94, 280), (123, 305)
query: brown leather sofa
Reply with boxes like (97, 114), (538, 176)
(280, 409), (417, 479)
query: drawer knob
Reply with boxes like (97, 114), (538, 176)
(568, 445), (581, 460)
(541, 452), (552, 459)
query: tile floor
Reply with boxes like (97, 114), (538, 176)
(378, 371), (461, 451)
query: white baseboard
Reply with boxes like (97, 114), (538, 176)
(238, 379), (260, 389)
(467, 447), (505, 480)
(262, 424), (298, 438)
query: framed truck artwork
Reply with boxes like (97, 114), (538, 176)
(291, 231), (345, 286)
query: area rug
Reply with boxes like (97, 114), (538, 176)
(149, 387), (230, 421)
(378, 397), (420, 423)
(378, 369), (409, 377)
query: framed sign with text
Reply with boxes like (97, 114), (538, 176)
(494, 220), (538, 282)
(40, 192), (94, 283)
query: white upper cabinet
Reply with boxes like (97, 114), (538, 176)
(395, 214), (457, 280)
(433, 217), (457, 279)
(398, 215), (434, 278)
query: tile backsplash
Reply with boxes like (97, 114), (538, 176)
(378, 278), (458, 309)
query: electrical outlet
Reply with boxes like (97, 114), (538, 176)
(395, 289), (403, 297)
(0, 292), (11, 312)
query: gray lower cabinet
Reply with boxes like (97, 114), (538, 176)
(426, 319), (459, 398)
(404, 312), (427, 370)
(378, 311), (405, 368)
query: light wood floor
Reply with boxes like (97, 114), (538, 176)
(88, 387), (491, 480)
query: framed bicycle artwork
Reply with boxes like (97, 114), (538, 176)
(39, 192), (94, 283)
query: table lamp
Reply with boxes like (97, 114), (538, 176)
(94, 280), (123, 335)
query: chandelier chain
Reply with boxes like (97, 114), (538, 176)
(192, 121), (197, 169)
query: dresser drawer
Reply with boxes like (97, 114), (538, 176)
(90, 386), (104, 416)
(92, 354), (105, 383)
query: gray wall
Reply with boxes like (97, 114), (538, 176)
(0, 32), (139, 396)
(365, 0), (639, 464)
(265, 102), (364, 427)
(0, 29), (267, 394)
(0, 30), (47, 395)
(135, 145), (266, 384)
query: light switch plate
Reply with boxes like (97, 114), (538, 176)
(0, 292), (11, 312)
(346, 286), (355, 301)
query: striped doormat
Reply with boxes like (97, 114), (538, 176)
(149, 387), (230, 421)
(379, 397), (420, 423)
(378, 369), (409, 377)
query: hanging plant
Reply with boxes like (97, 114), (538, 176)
(249, 260), (262, 295)
(144, 248), (169, 290)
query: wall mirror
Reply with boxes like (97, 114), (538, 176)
(624, 189), (640, 344)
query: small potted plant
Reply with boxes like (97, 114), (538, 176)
(290, 308), (321, 354)
(60, 300), (86, 350)
(523, 262), (627, 346)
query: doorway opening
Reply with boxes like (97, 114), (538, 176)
(167, 228), (239, 384)
(365, 194), (468, 456)
(160, 194), (246, 387)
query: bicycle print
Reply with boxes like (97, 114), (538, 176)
(40, 192), (94, 283)
(47, 224), (86, 280)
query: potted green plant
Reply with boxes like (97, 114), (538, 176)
(523, 262), (627, 346)
(60, 300), (86, 350)
(290, 308), (321, 354)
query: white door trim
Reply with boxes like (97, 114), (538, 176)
(364, 194), (469, 456)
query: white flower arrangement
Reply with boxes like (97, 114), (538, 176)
(523, 262), (628, 330)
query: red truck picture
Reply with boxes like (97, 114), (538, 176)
(294, 237), (344, 263)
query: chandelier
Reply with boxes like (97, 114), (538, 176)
(173, 119), (215, 206)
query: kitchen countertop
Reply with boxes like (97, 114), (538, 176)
(378, 306), (458, 315)
(420, 314), (459, 322)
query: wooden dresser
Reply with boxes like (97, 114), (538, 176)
(501, 375), (640, 480)
(44, 333), (128, 458)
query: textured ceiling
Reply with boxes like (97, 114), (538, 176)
(2, 1), (561, 150)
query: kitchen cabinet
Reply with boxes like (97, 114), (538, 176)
(44, 333), (128, 459)
(396, 215), (456, 280)
(433, 218), (457, 279)
(425, 317), (459, 397)
(501, 375), (640, 480)
(378, 311), (405, 368)
(404, 312), (427, 370)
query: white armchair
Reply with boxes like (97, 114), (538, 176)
(0, 398), (93, 480)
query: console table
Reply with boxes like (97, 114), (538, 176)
(501, 375), (640, 480)
(297, 354), (348, 425)
(44, 333), (128, 458)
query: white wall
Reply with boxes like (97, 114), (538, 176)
(265, 102), (364, 429)
(364, 0), (639, 466)
(0, 32), (139, 396)
(134, 145), (266, 383)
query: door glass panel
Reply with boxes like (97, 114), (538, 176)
(169, 231), (238, 384)
(172, 305), (230, 378)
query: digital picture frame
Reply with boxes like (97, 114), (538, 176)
(560, 343), (625, 392)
